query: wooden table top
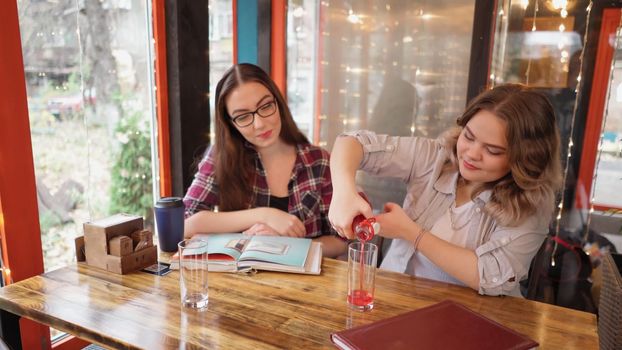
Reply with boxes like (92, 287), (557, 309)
(0, 258), (598, 349)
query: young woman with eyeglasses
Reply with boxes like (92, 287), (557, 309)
(183, 63), (346, 258)
(328, 84), (563, 295)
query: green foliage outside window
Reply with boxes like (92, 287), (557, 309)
(109, 111), (154, 228)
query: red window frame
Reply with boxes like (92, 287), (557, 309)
(0, 1), (170, 348)
(576, 8), (622, 211)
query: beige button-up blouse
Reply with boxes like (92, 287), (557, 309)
(344, 130), (550, 296)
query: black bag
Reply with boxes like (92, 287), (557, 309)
(525, 233), (596, 313)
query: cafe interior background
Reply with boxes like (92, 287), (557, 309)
(1, 0), (621, 347)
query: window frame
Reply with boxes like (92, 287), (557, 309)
(576, 7), (622, 212)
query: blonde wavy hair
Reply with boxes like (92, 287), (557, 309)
(441, 84), (563, 226)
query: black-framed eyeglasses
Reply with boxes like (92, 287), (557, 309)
(231, 100), (277, 127)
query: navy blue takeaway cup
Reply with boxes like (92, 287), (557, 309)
(154, 197), (185, 252)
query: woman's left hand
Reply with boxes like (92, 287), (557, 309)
(243, 223), (280, 236)
(375, 202), (419, 242)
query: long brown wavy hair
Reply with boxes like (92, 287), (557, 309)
(213, 63), (309, 211)
(442, 84), (563, 226)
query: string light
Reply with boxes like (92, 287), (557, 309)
(525, 0), (539, 85)
(489, 1), (593, 264)
(583, 9), (622, 242)
(552, 2), (594, 265)
(520, 0), (529, 9)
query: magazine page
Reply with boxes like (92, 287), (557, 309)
(238, 236), (311, 267)
(206, 233), (250, 261)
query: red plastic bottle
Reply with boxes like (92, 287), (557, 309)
(351, 192), (380, 242)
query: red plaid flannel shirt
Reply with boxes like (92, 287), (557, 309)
(183, 143), (336, 238)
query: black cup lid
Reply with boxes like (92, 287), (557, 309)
(155, 197), (183, 208)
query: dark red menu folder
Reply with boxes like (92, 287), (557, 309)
(330, 300), (538, 350)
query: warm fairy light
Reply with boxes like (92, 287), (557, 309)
(561, 8), (568, 18)
(292, 6), (305, 18)
(2, 266), (12, 284)
(347, 9), (361, 24)
(559, 24), (566, 32)
(552, 0), (568, 10)
(526, 1), (539, 84)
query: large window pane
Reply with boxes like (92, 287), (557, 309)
(208, 0), (234, 142)
(489, 1), (585, 218)
(593, 34), (622, 209)
(287, 0), (317, 138)
(17, 0), (157, 277)
(287, 0), (475, 209)
(489, 1), (585, 168)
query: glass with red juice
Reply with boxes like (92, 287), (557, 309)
(347, 241), (378, 311)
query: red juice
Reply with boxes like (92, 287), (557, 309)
(348, 192), (379, 310)
(347, 289), (373, 307)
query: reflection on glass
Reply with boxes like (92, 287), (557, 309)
(287, 0), (317, 138)
(287, 1), (475, 210)
(489, 1), (588, 220)
(490, 2), (582, 88)
(208, 0), (234, 143)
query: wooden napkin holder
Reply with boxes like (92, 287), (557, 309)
(76, 213), (157, 274)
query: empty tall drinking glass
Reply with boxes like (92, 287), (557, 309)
(178, 239), (209, 309)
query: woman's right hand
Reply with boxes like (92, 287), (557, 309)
(328, 190), (373, 239)
(259, 208), (306, 237)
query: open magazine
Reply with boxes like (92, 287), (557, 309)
(169, 233), (322, 274)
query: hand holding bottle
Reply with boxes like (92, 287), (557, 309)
(351, 192), (380, 242)
(328, 188), (375, 240)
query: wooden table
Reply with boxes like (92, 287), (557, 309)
(0, 258), (598, 349)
